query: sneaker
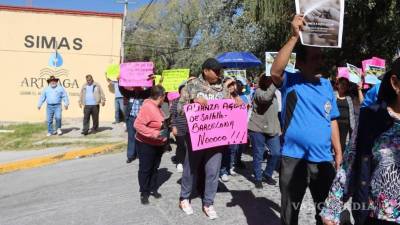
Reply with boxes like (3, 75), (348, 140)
(262, 176), (277, 185)
(203, 205), (218, 220)
(177, 164), (183, 173)
(81, 131), (88, 136)
(255, 181), (263, 189)
(56, 128), (63, 135)
(46, 133), (52, 137)
(140, 193), (150, 205)
(229, 167), (237, 176)
(179, 199), (194, 215)
(220, 174), (229, 182)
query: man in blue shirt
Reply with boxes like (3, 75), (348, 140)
(271, 15), (342, 225)
(79, 74), (106, 135)
(108, 79), (126, 124)
(37, 76), (69, 136)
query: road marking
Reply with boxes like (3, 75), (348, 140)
(0, 143), (124, 174)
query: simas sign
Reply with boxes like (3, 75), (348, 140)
(20, 52), (81, 96)
(24, 35), (83, 51)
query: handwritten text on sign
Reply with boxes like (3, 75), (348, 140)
(119, 62), (154, 87)
(162, 69), (190, 92)
(184, 99), (248, 151)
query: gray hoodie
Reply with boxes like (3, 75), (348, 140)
(248, 84), (281, 136)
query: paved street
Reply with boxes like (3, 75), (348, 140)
(0, 150), (318, 225)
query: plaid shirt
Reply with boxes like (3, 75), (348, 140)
(130, 99), (144, 117)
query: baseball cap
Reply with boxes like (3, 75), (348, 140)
(202, 58), (222, 73)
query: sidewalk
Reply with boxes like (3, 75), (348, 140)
(0, 143), (124, 174)
(0, 119), (127, 174)
(0, 146), (79, 164)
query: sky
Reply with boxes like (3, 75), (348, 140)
(0, 0), (151, 13)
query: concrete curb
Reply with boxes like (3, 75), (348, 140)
(0, 143), (124, 174)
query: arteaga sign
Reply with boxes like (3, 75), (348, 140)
(19, 52), (81, 97)
(0, 7), (122, 122)
(24, 35), (83, 51)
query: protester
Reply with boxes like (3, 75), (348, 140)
(119, 86), (151, 163)
(248, 73), (281, 188)
(170, 82), (192, 173)
(230, 76), (251, 171)
(79, 74), (106, 135)
(134, 85), (168, 205)
(160, 96), (172, 152)
(321, 58), (400, 225)
(270, 15), (342, 225)
(178, 58), (242, 220)
(220, 77), (238, 182)
(334, 77), (358, 151)
(108, 79), (126, 124)
(37, 75), (69, 136)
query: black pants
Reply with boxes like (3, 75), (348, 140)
(175, 135), (187, 165)
(83, 105), (100, 133)
(280, 156), (336, 225)
(137, 141), (163, 194)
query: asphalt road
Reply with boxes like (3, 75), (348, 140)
(0, 151), (318, 225)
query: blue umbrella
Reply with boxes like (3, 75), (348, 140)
(216, 51), (262, 69)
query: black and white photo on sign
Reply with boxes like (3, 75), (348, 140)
(295, 0), (344, 48)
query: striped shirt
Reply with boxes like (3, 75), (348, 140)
(170, 99), (188, 136)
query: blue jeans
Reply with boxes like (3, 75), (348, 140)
(220, 144), (245, 176)
(249, 131), (281, 181)
(115, 97), (126, 123)
(126, 115), (137, 159)
(46, 104), (62, 133)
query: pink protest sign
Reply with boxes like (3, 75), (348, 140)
(167, 92), (180, 101)
(362, 57), (386, 72)
(337, 67), (349, 79)
(372, 57), (386, 67)
(119, 62), (154, 87)
(184, 99), (248, 151)
(362, 59), (373, 73)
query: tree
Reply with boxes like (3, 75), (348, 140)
(247, 0), (400, 75)
(125, 0), (264, 75)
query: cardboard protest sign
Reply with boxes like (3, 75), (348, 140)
(296, 0), (344, 48)
(184, 99), (248, 151)
(223, 70), (247, 78)
(265, 52), (296, 76)
(162, 69), (190, 92)
(346, 63), (362, 84)
(154, 75), (162, 85)
(167, 92), (180, 101)
(106, 64), (120, 81)
(119, 62), (154, 87)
